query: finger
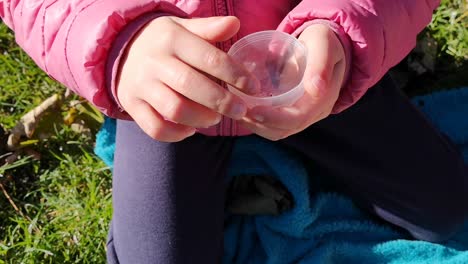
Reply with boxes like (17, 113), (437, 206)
(245, 75), (336, 130)
(246, 106), (305, 130)
(141, 81), (221, 128)
(169, 18), (258, 93)
(238, 118), (291, 141)
(300, 24), (345, 72)
(250, 58), (346, 130)
(299, 24), (345, 104)
(247, 26), (346, 130)
(154, 58), (247, 120)
(173, 16), (240, 42)
(127, 99), (196, 142)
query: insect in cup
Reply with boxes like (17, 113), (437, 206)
(227, 30), (308, 108)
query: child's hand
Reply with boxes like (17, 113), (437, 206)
(117, 16), (255, 142)
(239, 24), (346, 140)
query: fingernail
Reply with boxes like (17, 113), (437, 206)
(311, 76), (327, 92)
(237, 76), (260, 95)
(230, 102), (247, 120)
(214, 114), (222, 124)
(253, 114), (264, 123)
(207, 115), (222, 127)
(247, 78), (260, 94)
(187, 128), (197, 136)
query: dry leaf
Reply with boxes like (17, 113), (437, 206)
(7, 94), (62, 150)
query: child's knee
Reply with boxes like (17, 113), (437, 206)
(375, 175), (468, 242)
(408, 216), (465, 243)
(409, 184), (468, 242)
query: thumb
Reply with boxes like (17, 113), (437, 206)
(299, 24), (344, 102)
(173, 16), (240, 42)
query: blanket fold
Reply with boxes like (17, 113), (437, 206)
(95, 87), (468, 264)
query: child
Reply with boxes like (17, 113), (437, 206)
(2, 0), (467, 263)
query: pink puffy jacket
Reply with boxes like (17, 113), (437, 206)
(0, 0), (439, 136)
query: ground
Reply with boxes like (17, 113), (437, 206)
(0, 0), (466, 263)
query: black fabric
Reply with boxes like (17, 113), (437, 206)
(107, 74), (468, 264)
(279, 74), (468, 242)
(226, 175), (293, 215)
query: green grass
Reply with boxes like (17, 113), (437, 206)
(0, 24), (64, 129)
(428, 0), (468, 63)
(393, 0), (468, 96)
(0, 21), (111, 263)
(1, 153), (112, 263)
(0, 1), (467, 263)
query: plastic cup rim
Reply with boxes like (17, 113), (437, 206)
(227, 30), (308, 102)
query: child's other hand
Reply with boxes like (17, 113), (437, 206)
(239, 24), (346, 140)
(117, 16), (255, 142)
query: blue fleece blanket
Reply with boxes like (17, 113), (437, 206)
(95, 87), (468, 264)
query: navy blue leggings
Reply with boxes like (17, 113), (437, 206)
(107, 75), (468, 263)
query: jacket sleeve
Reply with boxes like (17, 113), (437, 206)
(278, 0), (440, 113)
(0, 0), (185, 118)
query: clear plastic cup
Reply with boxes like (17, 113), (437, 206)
(227, 30), (307, 108)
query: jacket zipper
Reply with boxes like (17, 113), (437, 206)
(213, 0), (235, 136)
